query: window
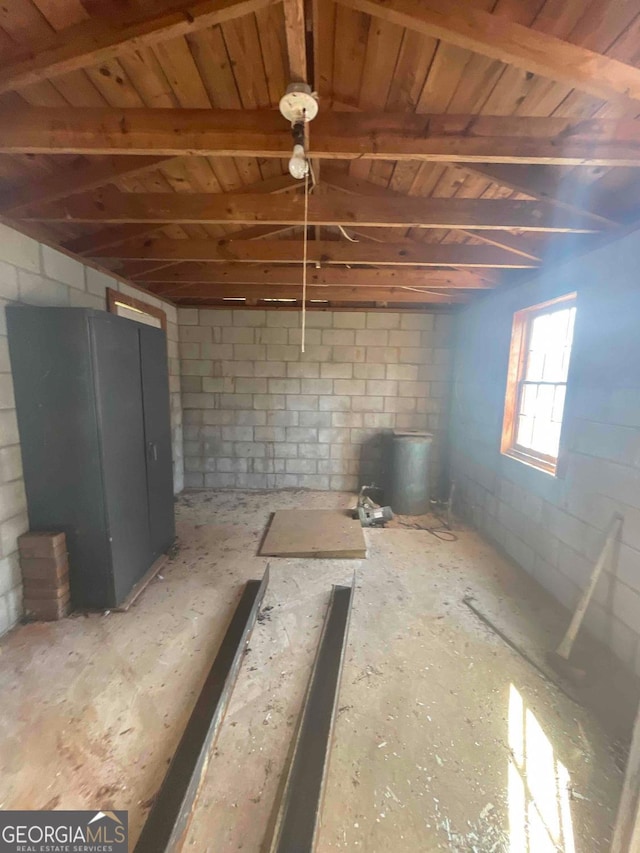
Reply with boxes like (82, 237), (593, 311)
(501, 294), (576, 475)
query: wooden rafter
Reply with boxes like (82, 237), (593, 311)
(461, 164), (617, 228)
(63, 220), (294, 258)
(131, 263), (492, 288)
(322, 167), (542, 261)
(0, 156), (173, 217)
(0, 0), (280, 96)
(64, 224), (167, 256)
(283, 0), (308, 83)
(61, 174), (300, 255)
(336, 0), (640, 106)
(150, 281), (468, 303)
(4, 109), (640, 166)
(95, 238), (538, 267)
(22, 192), (602, 232)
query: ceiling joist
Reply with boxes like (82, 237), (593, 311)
(132, 263), (489, 289)
(461, 164), (617, 228)
(97, 238), (538, 267)
(150, 281), (468, 303)
(3, 109), (640, 167)
(0, 156), (173, 217)
(321, 167), (542, 260)
(22, 192), (602, 232)
(60, 173), (300, 254)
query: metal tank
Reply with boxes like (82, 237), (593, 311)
(389, 430), (433, 515)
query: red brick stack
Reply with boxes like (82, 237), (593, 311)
(18, 532), (71, 621)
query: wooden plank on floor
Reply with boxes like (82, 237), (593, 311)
(260, 510), (366, 558)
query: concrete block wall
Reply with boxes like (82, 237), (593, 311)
(451, 230), (640, 674)
(179, 308), (453, 493)
(0, 223), (183, 637)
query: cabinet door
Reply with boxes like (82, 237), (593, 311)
(139, 324), (175, 559)
(91, 315), (151, 605)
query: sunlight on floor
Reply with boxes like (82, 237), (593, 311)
(508, 684), (576, 853)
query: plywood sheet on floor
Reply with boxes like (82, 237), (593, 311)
(260, 509), (366, 558)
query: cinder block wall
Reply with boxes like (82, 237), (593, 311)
(179, 308), (453, 493)
(0, 223), (183, 637)
(451, 231), (640, 674)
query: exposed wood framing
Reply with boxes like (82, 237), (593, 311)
(61, 174), (299, 255)
(64, 224), (166, 256)
(337, 0), (640, 106)
(322, 167), (542, 260)
(3, 109), (640, 166)
(150, 282), (468, 303)
(0, 156), (174, 217)
(23, 192), (602, 232)
(98, 238), (538, 267)
(283, 0), (308, 83)
(132, 263), (490, 289)
(461, 164), (617, 228)
(0, 0), (280, 96)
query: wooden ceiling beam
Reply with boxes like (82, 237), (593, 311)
(3, 108), (640, 166)
(152, 282), (468, 304)
(337, 0), (640, 106)
(321, 167), (542, 260)
(65, 223), (296, 256)
(283, 0), (308, 83)
(23, 192), (602, 232)
(0, 156), (173, 218)
(95, 238), (537, 267)
(0, 0), (280, 95)
(132, 263), (491, 289)
(63, 224), (163, 256)
(61, 175), (299, 255)
(460, 163), (617, 228)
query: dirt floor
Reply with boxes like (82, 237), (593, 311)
(0, 489), (629, 851)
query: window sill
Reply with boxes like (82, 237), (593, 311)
(501, 447), (557, 477)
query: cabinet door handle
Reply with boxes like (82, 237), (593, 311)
(148, 441), (158, 461)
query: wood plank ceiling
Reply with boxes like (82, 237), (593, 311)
(0, 0), (639, 309)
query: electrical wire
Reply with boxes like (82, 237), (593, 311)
(401, 285), (453, 298)
(338, 225), (359, 242)
(308, 159), (317, 192)
(396, 504), (459, 541)
(301, 167), (309, 353)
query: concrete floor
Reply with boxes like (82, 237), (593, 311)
(0, 489), (625, 851)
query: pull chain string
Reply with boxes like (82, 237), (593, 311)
(301, 167), (309, 353)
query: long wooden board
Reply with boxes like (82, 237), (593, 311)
(3, 109), (640, 167)
(21, 193), (600, 232)
(260, 510), (366, 558)
(97, 239), (538, 267)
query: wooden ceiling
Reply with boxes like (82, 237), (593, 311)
(1, 0), (640, 310)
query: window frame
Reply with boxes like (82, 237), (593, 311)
(501, 293), (576, 476)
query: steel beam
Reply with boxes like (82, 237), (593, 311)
(269, 582), (354, 852)
(135, 566), (269, 852)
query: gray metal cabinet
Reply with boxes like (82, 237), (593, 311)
(7, 306), (175, 609)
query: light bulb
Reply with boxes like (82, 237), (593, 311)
(289, 143), (309, 180)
